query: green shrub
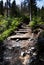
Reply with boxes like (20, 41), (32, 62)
(38, 22), (44, 25)
(36, 17), (44, 25)
(29, 21), (37, 28)
(0, 17), (22, 41)
(0, 29), (12, 41)
(29, 17), (44, 28)
(0, 19), (9, 33)
(37, 17), (41, 22)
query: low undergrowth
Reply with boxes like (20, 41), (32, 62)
(0, 16), (22, 41)
(29, 17), (44, 29)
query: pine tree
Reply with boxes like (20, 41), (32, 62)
(29, 0), (37, 21)
(0, 0), (4, 15)
(41, 7), (44, 21)
(5, 0), (9, 17)
(10, 0), (16, 17)
(5, 0), (11, 17)
(24, 0), (37, 21)
(22, 0), (37, 21)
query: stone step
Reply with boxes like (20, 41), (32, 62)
(21, 26), (30, 29)
(14, 30), (29, 33)
(14, 29), (31, 35)
(18, 28), (31, 32)
(7, 33), (31, 40)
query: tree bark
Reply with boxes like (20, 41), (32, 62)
(30, 0), (32, 21)
(7, 0), (8, 17)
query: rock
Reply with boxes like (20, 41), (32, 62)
(19, 54), (31, 65)
(4, 57), (12, 60)
(7, 46), (12, 50)
(21, 51), (25, 56)
(32, 52), (37, 56)
(16, 39), (19, 42)
(31, 47), (35, 50)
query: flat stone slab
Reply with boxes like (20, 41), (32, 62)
(7, 33), (32, 40)
(19, 29), (31, 31)
(14, 31), (29, 33)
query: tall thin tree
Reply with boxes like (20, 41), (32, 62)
(26, 0), (37, 21)
(0, 0), (4, 15)
(6, 0), (8, 17)
(10, 0), (16, 17)
(29, 0), (32, 21)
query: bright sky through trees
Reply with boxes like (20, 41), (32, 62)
(0, 0), (44, 8)
(36, 0), (44, 8)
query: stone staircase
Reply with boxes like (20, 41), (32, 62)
(3, 24), (42, 65)
(7, 24), (32, 40)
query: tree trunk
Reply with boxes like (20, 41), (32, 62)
(30, 0), (32, 22)
(7, 0), (8, 17)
